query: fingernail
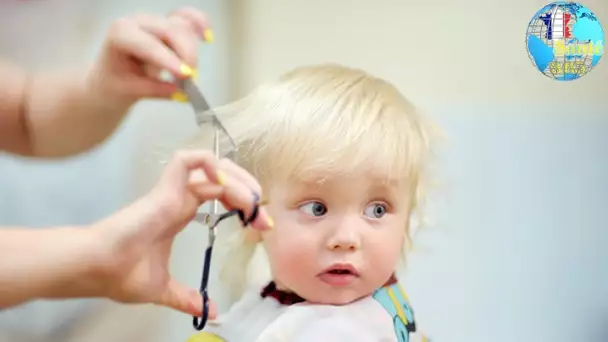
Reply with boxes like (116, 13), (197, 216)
(203, 28), (214, 43)
(192, 68), (199, 81)
(180, 63), (195, 77)
(266, 215), (274, 229)
(216, 170), (227, 185)
(171, 91), (189, 103)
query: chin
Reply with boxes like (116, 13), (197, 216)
(308, 290), (367, 305)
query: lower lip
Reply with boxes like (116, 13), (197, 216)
(318, 273), (357, 286)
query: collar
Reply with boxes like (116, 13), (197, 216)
(260, 274), (398, 306)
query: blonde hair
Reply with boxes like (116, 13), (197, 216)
(187, 63), (437, 302)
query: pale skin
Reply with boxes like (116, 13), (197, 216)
(257, 173), (409, 305)
(0, 7), (210, 157)
(0, 7), (273, 317)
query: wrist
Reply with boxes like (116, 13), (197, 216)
(37, 226), (110, 301)
(84, 196), (164, 300)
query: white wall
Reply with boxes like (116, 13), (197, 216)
(231, 0), (607, 105)
(0, 1), (231, 341)
(230, 1), (608, 341)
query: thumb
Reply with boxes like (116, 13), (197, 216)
(160, 278), (217, 319)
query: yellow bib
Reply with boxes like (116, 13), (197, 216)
(186, 332), (227, 342)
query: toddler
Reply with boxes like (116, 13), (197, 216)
(188, 64), (434, 342)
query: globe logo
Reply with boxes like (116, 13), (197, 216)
(526, 1), (604, 81)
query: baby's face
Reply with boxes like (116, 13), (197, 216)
(261, 171), (410, 305)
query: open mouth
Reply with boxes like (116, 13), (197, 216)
(318, 264), (360, 286)
(327, 269), (355, 275)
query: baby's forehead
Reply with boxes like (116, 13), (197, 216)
(271, 171), (408, 194)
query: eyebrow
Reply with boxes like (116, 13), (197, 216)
(289, 178), (404, 198)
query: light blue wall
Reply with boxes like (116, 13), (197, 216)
(0, 134), (132, 336)
(404, 107), (608, 342)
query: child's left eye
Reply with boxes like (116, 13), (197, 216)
(363, 203), (388, 219)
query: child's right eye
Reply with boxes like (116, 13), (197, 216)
(299, 201), (328, 217)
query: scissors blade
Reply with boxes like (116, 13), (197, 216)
(180, 78), (216, 126)
(181, 78), (209, 111)
(180, 78), (239, 158)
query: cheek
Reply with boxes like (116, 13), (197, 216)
(262, 223), (318, 281)
(368, 224), (405, 274)
(370, 243), (401, 269)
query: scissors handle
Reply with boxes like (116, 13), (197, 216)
(193, 244), (213, 330)
(190, 192), (262, 331)
(192, 289), (210, 330)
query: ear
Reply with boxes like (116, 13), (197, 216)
(244, 227), (262, 243)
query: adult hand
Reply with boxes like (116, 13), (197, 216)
(92, 150), (273, 317)
(88, 6), (212, 107)
(0, 7), (213, 158)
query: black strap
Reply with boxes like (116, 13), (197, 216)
(193, 246), (212, 330)
(211, 192), (261, 228)
(192, 192), (261, 331)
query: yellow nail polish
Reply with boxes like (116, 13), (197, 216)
(180, 64), (195, 77)
(192, 68), (199, 81)
(171, 92), (189, 103)
(216, 170), (227, 185)
(203, 28), (214, 43)
(266, 215), (274, 229)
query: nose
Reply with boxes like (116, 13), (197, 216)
(326, 218), (362, 251)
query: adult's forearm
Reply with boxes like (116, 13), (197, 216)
(0, 226), (106, 309)
(23, 68), (133, 158)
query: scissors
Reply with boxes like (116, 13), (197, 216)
(179, 77), (261, 331)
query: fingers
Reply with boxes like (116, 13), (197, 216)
(159, 279), (217, 319)
(188, 182), (223, 202)
(107, 17), (186, 78)
(203, 171), (272, 231)
(131, 14), (200, 69)
(106, 7), (211, 79)
(161, 150), (273, 230)
(218, 158), (262, 194)
(170, 7), (213, 42)
(163, 149), (222, 187)
(209, 299), (217, 320)
(217, 159), (274, 230)
(120, 75), (179, 99)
